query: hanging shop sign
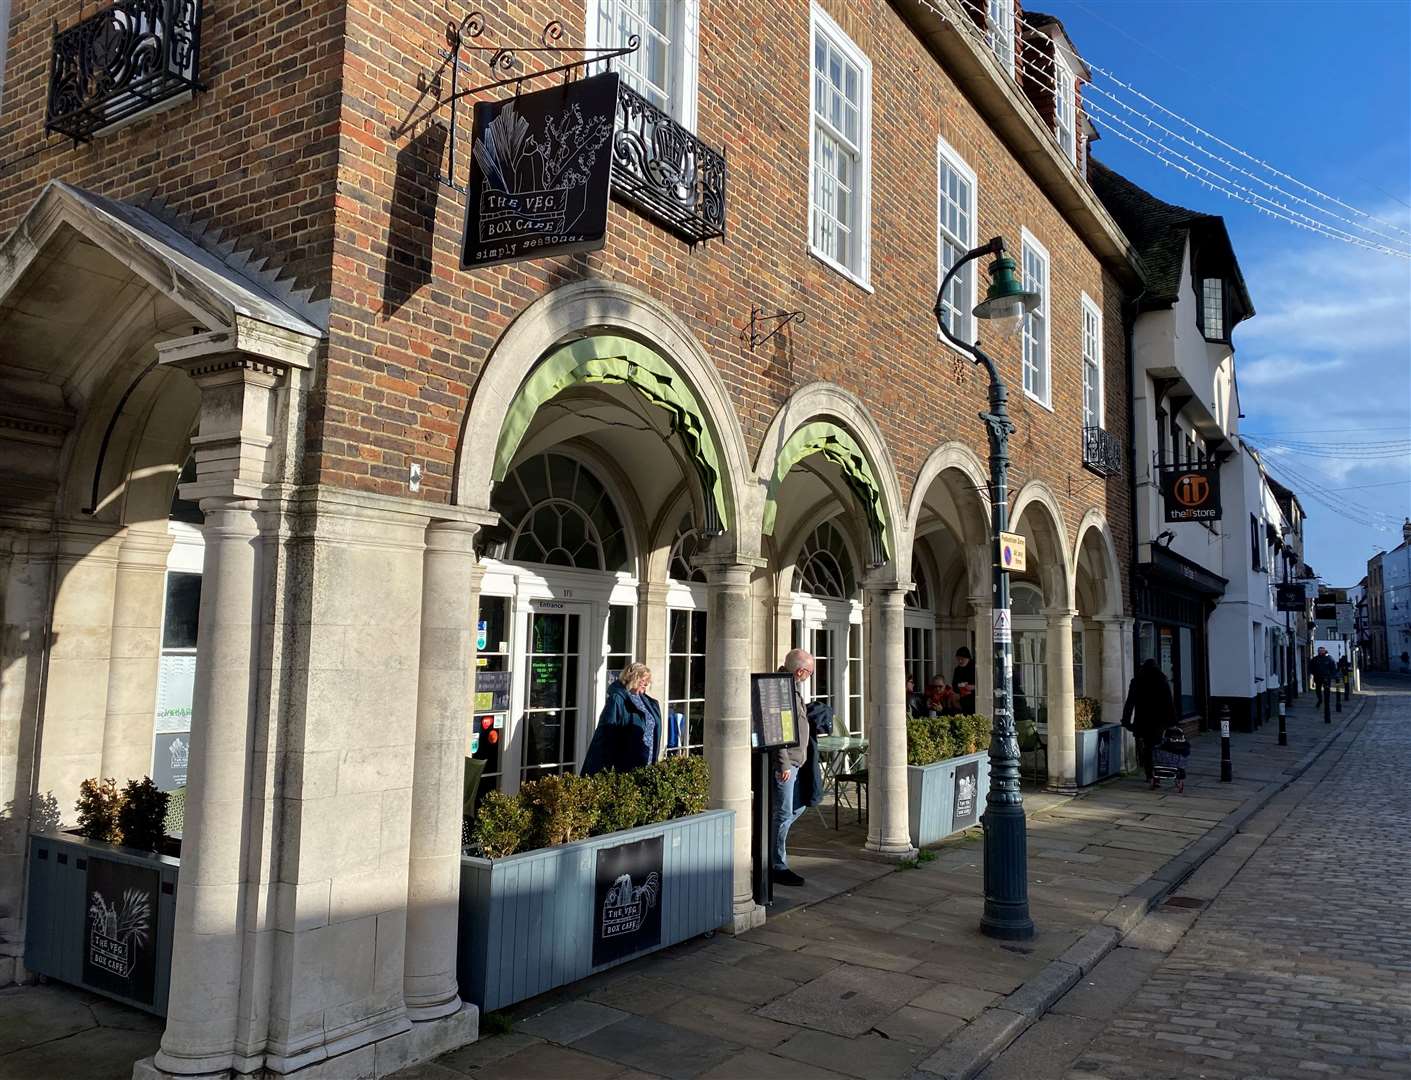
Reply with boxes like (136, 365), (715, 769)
(1162, 464), (1222, 523)
(460, 71), (619, 270)
(83, 857), (159, 1006)
(750, 673), (800, 750)
(998, 532), (1026, 572)
(1275, 584), (1307, 612)
(951, 759), (981, 831)
(592, 835), (663, 967)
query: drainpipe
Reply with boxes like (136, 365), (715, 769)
(1122, 289), (1147, 669)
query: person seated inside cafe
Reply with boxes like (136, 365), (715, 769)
(924, 675), (960, 717)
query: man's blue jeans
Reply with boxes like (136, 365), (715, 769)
(771, 769), (805, 871)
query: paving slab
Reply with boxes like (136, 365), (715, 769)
(756, 963), (932, 1037)
(651, 992), (799, 1051)
(515, 999), (630, 1044)
(974, 1013), (1106, 1079)
(696, 1047), (852, 1080)
(433, 1030), (546, 1073)
(873, 1003), (966, 1047)
(774, 1029), (929, 1079)
(908, 981), (1001, 1021)
(571, 1014), (740, 1079)
(472, 1041), (629, 1080)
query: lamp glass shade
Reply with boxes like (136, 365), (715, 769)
(973, 253), (1041, 340)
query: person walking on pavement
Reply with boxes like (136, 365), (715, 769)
(1121, 658), (1177, 787)
(771, 648), (814, 887)
(1310, 647), (1336, 707)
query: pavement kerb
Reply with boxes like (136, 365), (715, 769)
(916, 693), (1373, 1080)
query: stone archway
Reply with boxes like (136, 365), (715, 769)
(1073, 510), (1132, 760)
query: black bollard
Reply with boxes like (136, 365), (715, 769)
(1220, 705), (1232, 783)
(1278, 700), (1287, 746)
(1323, 682), (1331, 724)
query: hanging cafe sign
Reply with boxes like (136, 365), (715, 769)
(460, 71), (619, 269)
(1161, 462), (1222, 523)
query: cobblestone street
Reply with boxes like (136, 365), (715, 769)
(983, 675), (1411, 1080)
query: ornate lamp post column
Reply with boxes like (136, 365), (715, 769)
(934, 237), (1040, 941)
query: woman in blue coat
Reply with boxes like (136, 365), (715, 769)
(582, 663), (661, 775)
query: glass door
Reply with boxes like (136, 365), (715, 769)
(810, 625), (837, 717)
(521, 607), (584, 783)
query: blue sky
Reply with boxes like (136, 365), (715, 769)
(1049, 0), (1411, 587)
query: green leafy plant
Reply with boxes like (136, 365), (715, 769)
(1074, 697), (1102, 730)
(75, 777), (123, 843)
(907, 715), (991, 766)
(661, 754), (710, 817)
(473, 790), (533, 859)
(631, 761), (678, 825)
(116, 778), (169, 853)
(522, 773), (598, 848)
(588, 769), (646, 836)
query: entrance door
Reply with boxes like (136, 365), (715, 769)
(521, 606), (586, 783)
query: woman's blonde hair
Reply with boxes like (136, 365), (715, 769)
(617, 662), (652, 692)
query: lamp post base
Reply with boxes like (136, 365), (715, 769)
(980, 802), (1035, 941)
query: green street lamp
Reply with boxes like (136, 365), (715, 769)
(934, 236), (1040, 941)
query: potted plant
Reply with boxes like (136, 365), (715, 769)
(26, 777), (180, 1016)
(458, 755), (732, 1012)
(1073, 697), (1123, 786)
(906, 714), (993, 848)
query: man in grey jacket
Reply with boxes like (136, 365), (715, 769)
(771, 648), (814, 887)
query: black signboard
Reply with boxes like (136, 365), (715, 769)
(1162, 464), (1222, 523)
(151, 731), (191, 792)
(750, 673), (800, 751)
(1097, 726), (1114, 779)
(460, 72), (618, 270)
(1276, 583), (1307, 612)
(82, 857), (159, 1006)
(952, 759), (981, 831)
(474, 669), (512, 713)
(592, 835), (663, 967)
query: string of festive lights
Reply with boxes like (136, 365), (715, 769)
(923, 0), (1411, 253)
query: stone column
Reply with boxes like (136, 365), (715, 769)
(1097, 615), (1133, 772)
(864, 583), (915, 859)
(404, 522), (480, 1021)
(969, 593), (994, 719)
(153, 501), (260, 1075)
(100, 529), (174, 783)
(698, 557), (764, 932)
(0, 536), (56, 984)
(638, 581), (671, 756)
(1045, 607), (1078, 792)
(35, 522), (122, 808)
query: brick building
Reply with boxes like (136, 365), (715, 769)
(0, 1), (1138, 1076)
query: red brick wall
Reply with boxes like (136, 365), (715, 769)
(0, 1), (346, 309)
(322, 0), (1130, 584)
(0, 0), (1132, 598)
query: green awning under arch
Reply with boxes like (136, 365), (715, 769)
(493, 335), (730, 533)
(763, 421), (891, 563)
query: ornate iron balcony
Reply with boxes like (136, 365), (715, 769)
(611, 83), (726, 244)
(46, 0), (203, 143)
(1082, 425), (1123, 478)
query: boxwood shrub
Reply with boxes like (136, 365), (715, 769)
(907, 714), (991, 767)
(468, 755), (712, 859)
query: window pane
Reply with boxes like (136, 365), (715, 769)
(163, 572), (202, 649)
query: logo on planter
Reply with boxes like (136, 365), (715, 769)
(1097, 726), (1113, 778)
(82, 858), (158, 1005)
(593, 835), (664, 967)
(952, 760), (981, 831)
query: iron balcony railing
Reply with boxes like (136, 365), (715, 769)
(611, 82), (726, 244)
(46, 0), (203, 143)
(1082, 425), (1123, 478)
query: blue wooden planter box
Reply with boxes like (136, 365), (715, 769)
(24, 833), (179, 1016)
(907, 750), (990, 849)
(457, 809), (734, 1012)
(1075, 723), (1124, 787)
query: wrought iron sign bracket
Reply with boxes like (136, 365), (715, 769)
(411, 12), (640, 191)
(740, 306), (805, 351)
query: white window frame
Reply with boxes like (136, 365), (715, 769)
(987, 0), (1015, 76)
(587, 0), (699, 131)
(1020, 228), (1052, 410)
(936, 135), (978, 354)
(1054, 50), (1077, 166)
(1081, 291), (1104, 428)
(808, 2), (872, 291)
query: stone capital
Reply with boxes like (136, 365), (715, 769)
(1043, 606), (1079, 622)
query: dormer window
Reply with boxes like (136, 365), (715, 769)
(1054, 52), (1076, 165)
(1201, 278), (1226, 341)
(987, 0), (1015, 74)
